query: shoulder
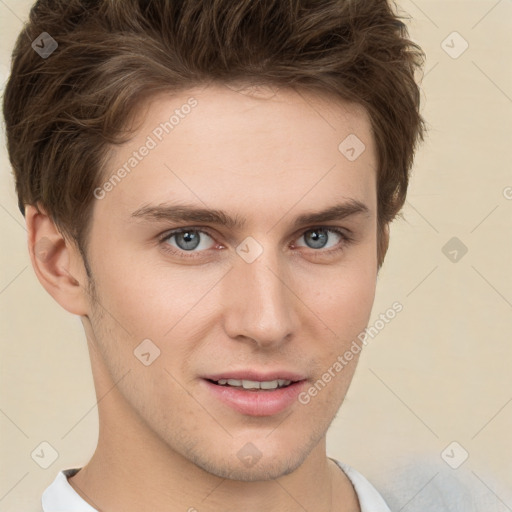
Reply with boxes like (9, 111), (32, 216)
(346, 456), (508, 512)
(332, 458), (392, 512)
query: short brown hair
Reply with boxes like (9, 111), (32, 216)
(3, 0), (425, 271)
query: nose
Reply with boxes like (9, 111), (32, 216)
(221, 246), (300, 349)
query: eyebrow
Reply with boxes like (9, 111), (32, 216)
(131, 199), (370, 231)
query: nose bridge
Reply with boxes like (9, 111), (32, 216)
(222, 241), (299, 347)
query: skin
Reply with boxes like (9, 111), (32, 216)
(26, 83), (388, 512)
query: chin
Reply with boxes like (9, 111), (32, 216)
(195, 454), (305, 482)
(183, 434), (319, 482)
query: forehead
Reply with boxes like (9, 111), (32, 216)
(95, 84), (377, 225)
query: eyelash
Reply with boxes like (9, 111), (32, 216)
(157, 227), (354, 260)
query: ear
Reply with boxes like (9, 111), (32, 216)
(377, 222), (390, 270)
(25, 204), (90, 316)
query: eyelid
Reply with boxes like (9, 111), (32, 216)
(159, 226), (217, 243)
(293, 225), (354, 241)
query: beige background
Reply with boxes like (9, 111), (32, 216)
(1, 0), (511, 510)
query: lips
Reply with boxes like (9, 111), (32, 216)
(203, 370), (307, 383)
(201, 370), (308, 416)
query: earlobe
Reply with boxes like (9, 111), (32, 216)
(25, 204), (90, 316)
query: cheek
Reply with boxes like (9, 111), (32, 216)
(341, 272), (376, 328)
(94, 257), (225, 340)
(308, 262), (377, 339)
(300, 269), (375, 412)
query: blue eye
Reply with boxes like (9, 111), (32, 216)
(161, 229), (215, 253)
(159, 226), (353, 260)
(297, 228), (348, 251)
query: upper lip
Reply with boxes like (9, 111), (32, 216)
(203, 370), (307, 382)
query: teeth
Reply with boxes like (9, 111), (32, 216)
(260, 380), (278, 390)
(242, 380), (261, 389)
(215, 379), (292, 389)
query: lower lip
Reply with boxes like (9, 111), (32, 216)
(202, 379), (307, 416)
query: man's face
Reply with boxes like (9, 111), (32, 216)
(82, 84), (379, 480)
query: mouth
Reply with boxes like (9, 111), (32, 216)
(206, 378), (294, 391)
(201, 372), (308, 416)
